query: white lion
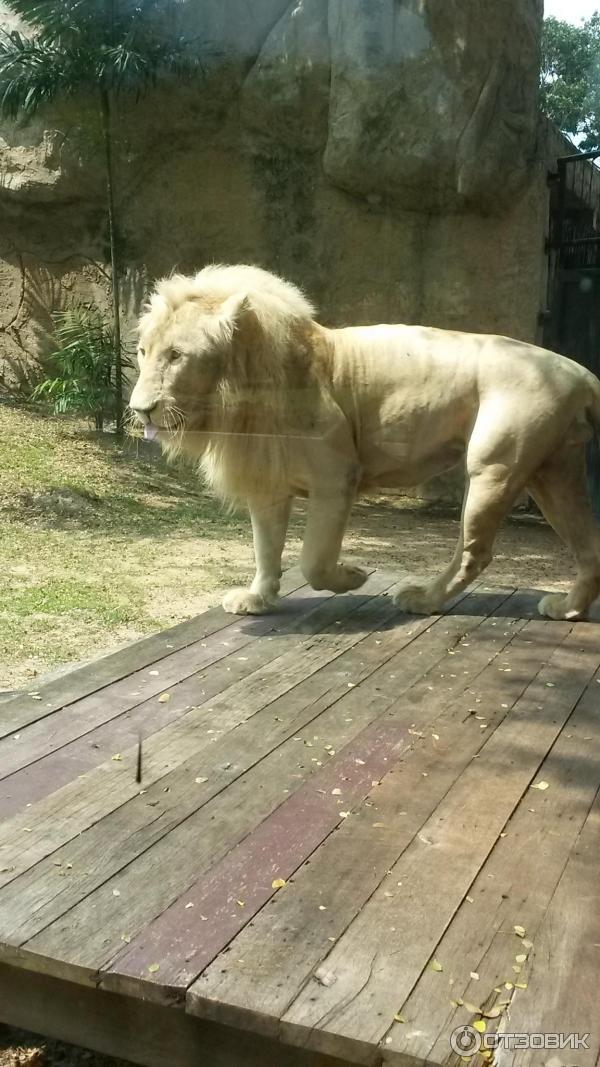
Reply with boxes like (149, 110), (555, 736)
(130, 264), (600, 621)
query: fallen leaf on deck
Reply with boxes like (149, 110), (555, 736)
(514, 925), (526, 937)
(148, 963), (160, 973)
(339, 811), (350, 818)
(158, 692), (171, 703)
(331, 788), (342, 796)
(515, 953), (527, 964)
(521, 938), (533, 949)
(236, 900), (245, 907)
(431, 959), (443, 972)
(195, 776), (208, 784)
(394, 1013), (406, 1023)
(185, 902), (194, 909)
(272, 878), (286, 889)
(466, 895), (474, 903)
(112, 889), (121, 897)
(314, 968), (337, 987)
(373, 822), (385, 828)
(111, 754), (123, 761)
(531, 780), (549, 791)
(473, 1020), (486, 1033)
(514, 981), (528, 989)
(120, 934), (131, 943)
(470, 971), (480, 981)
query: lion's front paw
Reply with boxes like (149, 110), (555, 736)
(393, 578), (443, 615)
(328, 564), (369, 594)
(222, 588), (277, 616)
(538, 592), (583, 621)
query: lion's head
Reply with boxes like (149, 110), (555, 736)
(129, 264), (316, 498)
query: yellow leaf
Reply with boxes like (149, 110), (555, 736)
(514, 925), (526, 937)
(158, 692), (171, 703)
(515, 953), (527, 964)
(473, 1020), (486, 1033)
(111, 754), (123, 761)
(470, 971), (480, 981)
(531, 780), (549, 791)
(394, 1013), (406, 1023)
(195, 776), (208, 784)
(148, 963), (160, 973)
(514, 981), (528, 989)
(236, 900), (245, 907)
(431, 959), (443, 972)
(505, 982), (514, 990)
(521, 938), (533, 950)
(272, 878), (286, 889)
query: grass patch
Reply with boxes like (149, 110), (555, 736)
(0, 403), (262, 689)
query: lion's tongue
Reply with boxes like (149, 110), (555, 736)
(144, 425), (159, 441)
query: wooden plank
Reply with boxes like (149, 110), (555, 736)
(0, 572), (397, 884)
(8, 599), (504, 985)
(260, 625), (599, 1065)
(0, 581), (382, 818)
(383, 659), (600, 1064)
(186, 616), (566, 1035)
(0, 568), (308, 736)
(491, 800), (600, 1067)
(0, 580), (342, 779)
(0, 963), (357, 1067)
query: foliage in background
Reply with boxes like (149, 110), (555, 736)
(541, 14), (600, 151)
(0, 0), (207, 433)
(31, 306), (132, 430)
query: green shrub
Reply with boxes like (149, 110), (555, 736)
(31, 307), (131, 430)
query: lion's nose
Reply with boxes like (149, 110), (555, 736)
(130, 403), (157, 425)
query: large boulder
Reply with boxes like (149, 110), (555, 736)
(323, 0), (543, 213)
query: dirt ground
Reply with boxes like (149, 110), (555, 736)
(0, 406), (577, 1064)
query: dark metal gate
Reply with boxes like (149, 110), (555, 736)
(546, 149), (600, 518)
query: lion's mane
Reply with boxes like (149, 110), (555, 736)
(140, 265), (317, 501)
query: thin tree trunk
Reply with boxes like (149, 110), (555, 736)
(100, 86), (124, 436)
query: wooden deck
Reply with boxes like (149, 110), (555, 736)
(1, 569), (599, 1067)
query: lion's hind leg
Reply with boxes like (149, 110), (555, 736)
(528, 448), (600, 620)
(394, 466), (522, 613)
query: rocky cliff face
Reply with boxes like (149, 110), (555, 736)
(0, 0), (546, 392)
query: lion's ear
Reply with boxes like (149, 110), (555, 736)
(219, 292), (251, 332)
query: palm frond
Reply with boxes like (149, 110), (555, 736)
(0, 32), (89, 115)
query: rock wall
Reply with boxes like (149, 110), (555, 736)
(0, 0), (547, 393)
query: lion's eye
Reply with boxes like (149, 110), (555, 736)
(170, 350), (183, 362)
